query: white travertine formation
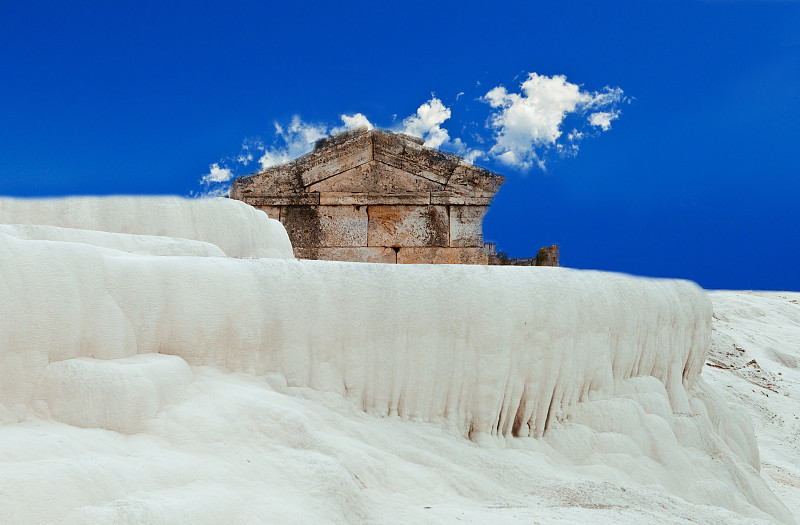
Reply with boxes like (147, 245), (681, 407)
(32, 354), (192, 434)
(0, 196), (293, 258)
(0, 197), (792, 524)
(0, 230), (710, 440)
(0, 224), (226, 257)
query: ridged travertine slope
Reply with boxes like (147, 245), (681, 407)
(1, 232), (709, 440)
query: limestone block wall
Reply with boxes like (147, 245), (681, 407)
(232, 129), (504, 265)
(254, 201), (490, 264)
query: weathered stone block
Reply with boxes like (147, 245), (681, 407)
(372, 130), (405, 170)
(280, 205), (367, 247)
(307, 162), (442, 194)
(255, 205), (281, 220)
(401, 140), (458, 185)
(246, 194), (320, 206)
(319, 192), (430, 206)
(279, 206), (320, 247)
(396, 247), (489, 265)
(316, 205), (368, 247)
(446, 165), (504, 197)
(230, 161), (304, 198)
(449, 206), (488, 247)
(368, 205), (448, 247)
(298, 133), (372, 187)
(294, 246), (396, 263)
(431, 192), (494, 206)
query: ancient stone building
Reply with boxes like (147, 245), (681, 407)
(230, 129), (504, 264)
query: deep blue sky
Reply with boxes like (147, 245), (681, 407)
(1, 0), (798, 290)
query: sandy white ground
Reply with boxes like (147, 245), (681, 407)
(704, 291), (800, 521)
(0, 197), (796, 524)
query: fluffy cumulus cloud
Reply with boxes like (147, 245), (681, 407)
(197, 163), (235, 197)
(201, 163), (234, 184)
(399, 97), (452, 149)
(483, 73), (625, 170)
(397, 97), (488, 163)
(588, 110), (620, 131)
(332, 113), (373, 134)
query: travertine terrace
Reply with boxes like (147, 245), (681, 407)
(230, 129), (504, 264)
(0, 196), (793, 524)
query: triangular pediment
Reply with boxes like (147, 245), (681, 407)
(305, 160), (443, 194)
(230, 129), (504, 201)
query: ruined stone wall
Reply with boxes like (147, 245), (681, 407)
(250, 197), (490, 264)
(231, 129), (504, 264)
(487, 244), (560, 267)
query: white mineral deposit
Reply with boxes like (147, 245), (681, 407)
(0, 197), (796, 524)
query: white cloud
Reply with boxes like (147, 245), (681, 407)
(483, 73), (624, 170)
(200, 113), (371, 194)
(399, 97), (452, 148)
(197, 73), (626, 197)
(194, 162), (235, 197)
(461, 149), (485, 165)
(333, 113), (373, 133)
(588, 111), (619, 131)
(450, 137), (485, 165)
(567, 129), (583, 142)
(257, 113), (375, 170)
(196, 116), (330, 197)
(587, 86), (625, 109)
(201, 163), (234, 184)
(197, 185), (231, 198)
(258, 115), (327, 170)
(235, 144), (254, 166)
(396, 98), (489, 162)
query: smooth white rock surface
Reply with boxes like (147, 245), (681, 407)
(0, 196), (293, 258)
(32, 354), (192, 434)
(0, 223), (226, 256)
(0, 197), (794, 524)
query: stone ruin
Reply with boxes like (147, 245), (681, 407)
(487, 244), (560, 267)
(230, 128), (558, 266)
